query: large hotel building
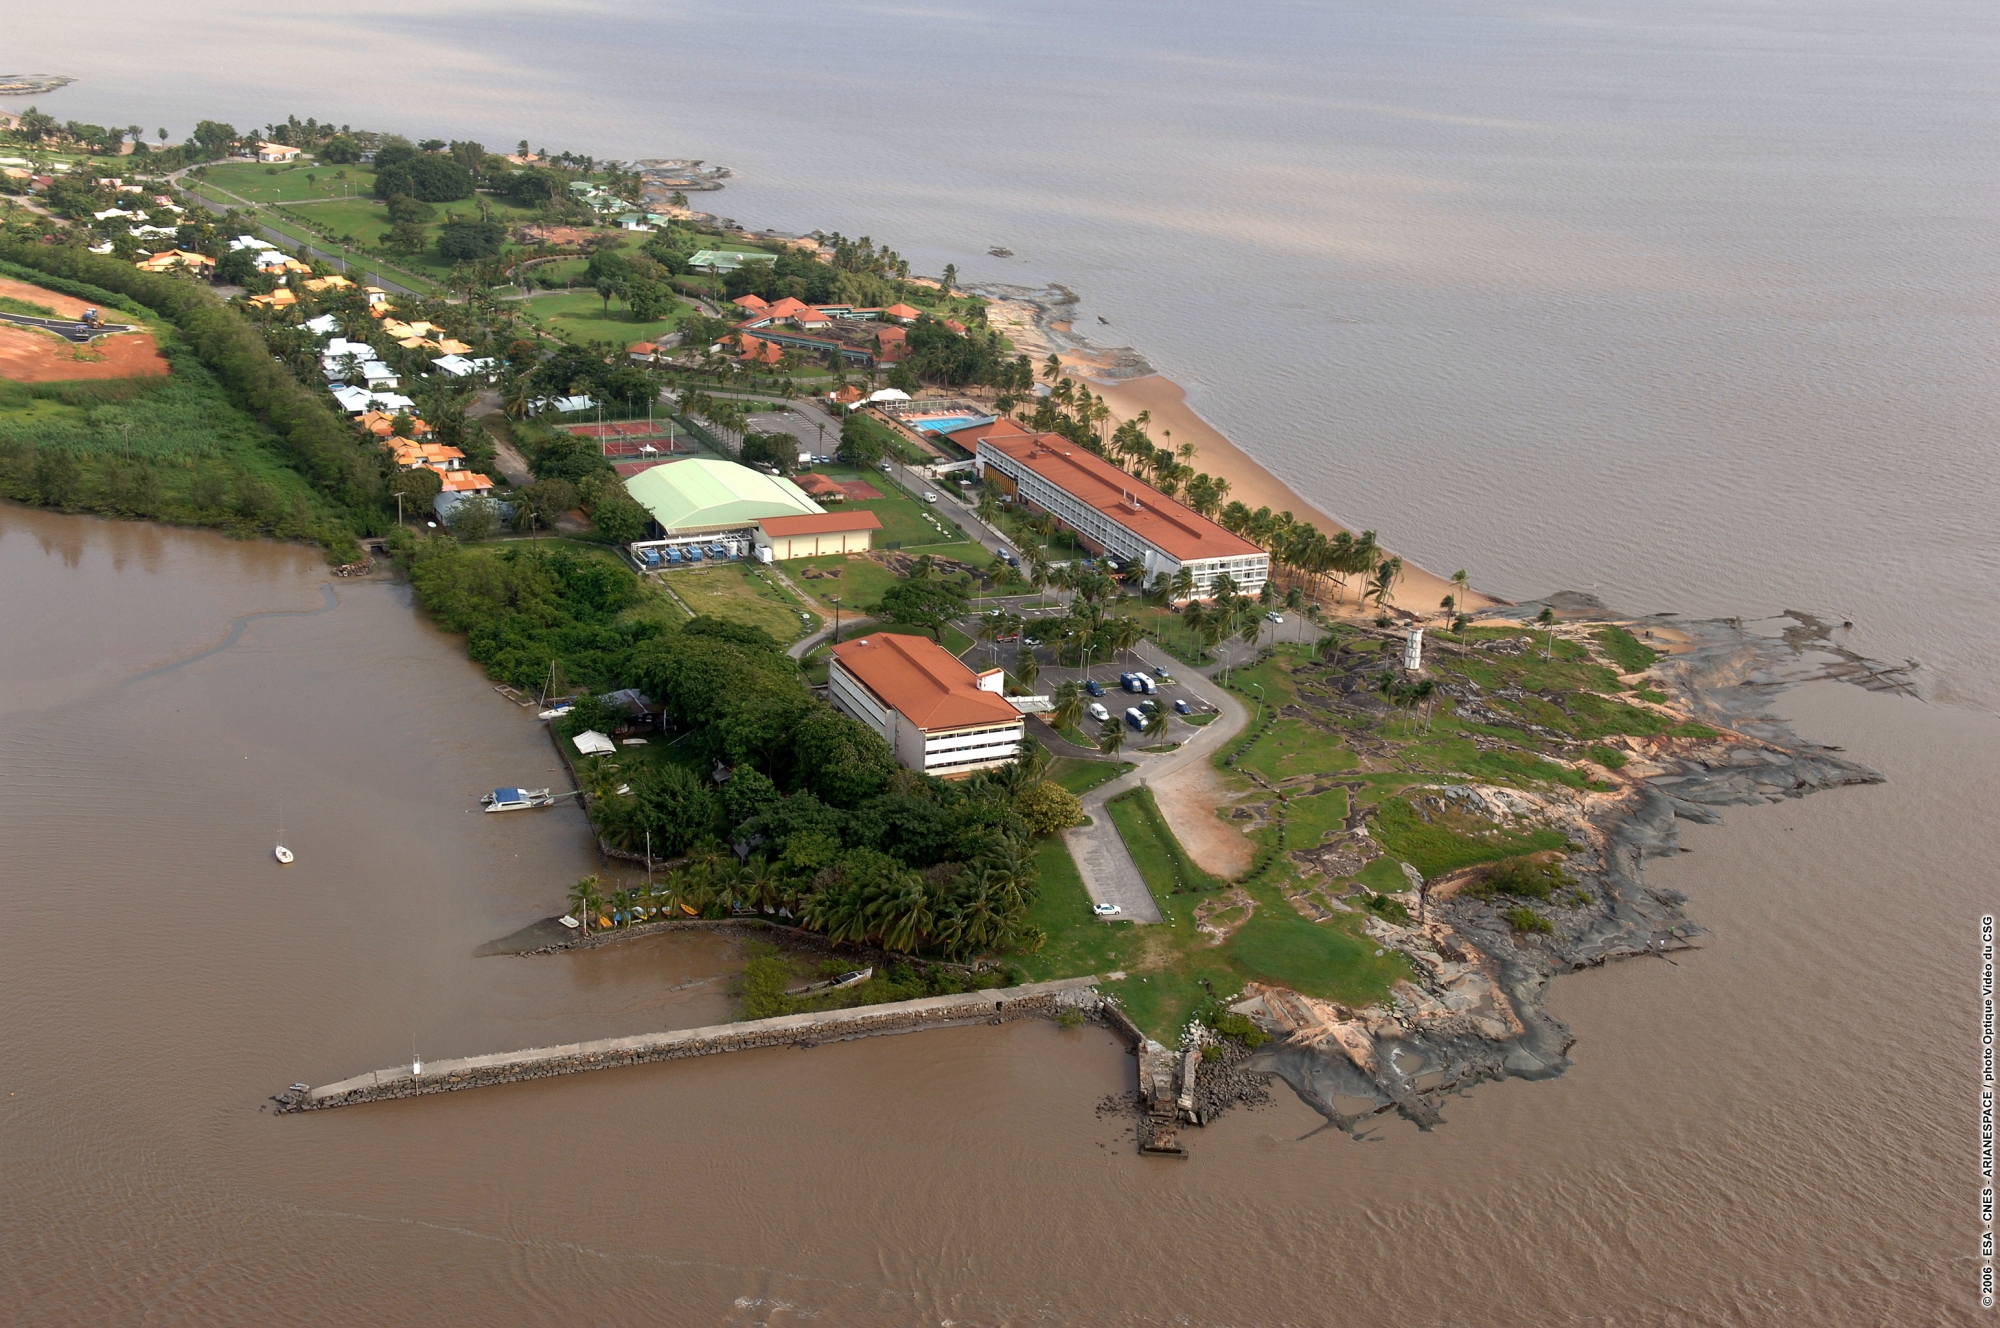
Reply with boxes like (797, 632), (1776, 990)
(958, 419), (1268, 599)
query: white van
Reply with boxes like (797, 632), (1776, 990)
(1087, 702), (1110, 723)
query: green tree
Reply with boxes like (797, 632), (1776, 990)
(447, 494), (499, 540)
(629, 763), (718, 856)
(1014, 781), (1081, 836)
(836, 412), (886, 468)
(876, 580), (969, 642)
(31, 446), (80, 506)
(1097, 716), (1126, 759)
(1143, 704), (1170, 744)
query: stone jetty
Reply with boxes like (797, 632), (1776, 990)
(276, 976), (1109, 1113)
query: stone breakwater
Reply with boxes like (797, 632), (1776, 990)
(274, 977), (1107, 1113)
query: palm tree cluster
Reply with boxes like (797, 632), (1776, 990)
(579, 767), (1051, 960)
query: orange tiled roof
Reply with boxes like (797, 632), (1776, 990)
(830, 632), (1019, 731)
(732, 294), (768, 310)
(439, 471), (493, 493)
(974, 428), (1261, 564)
(884, 303), (922, 321)
(760, 510), (881, 536)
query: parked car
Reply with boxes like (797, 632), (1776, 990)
(1083, 679), (1104, 697)
(1174, 698), (1193, 715)
(1265, 611), (1285, 623)
(1092, 902), (1122, 916)
(1139, 699), (1161, 715)
(924, 493), (939, 504)
(1121, 673), (1145, 693)
(1023, 636), (1042, 647)
(1124, 706), (1146, 729)
(1152, 664), (1172, 679)
(1087, 702), (1111, 723)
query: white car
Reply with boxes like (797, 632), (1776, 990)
(1265, 611), (1285, 623)
(924, 493), (939, 504)
(1092, 902), (1122, 916)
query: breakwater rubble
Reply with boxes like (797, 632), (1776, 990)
(1242, 601), (1889, 1134)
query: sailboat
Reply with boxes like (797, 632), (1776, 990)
(275, 798), (294, 863)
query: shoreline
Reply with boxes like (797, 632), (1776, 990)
(973, 284), (1500, 616)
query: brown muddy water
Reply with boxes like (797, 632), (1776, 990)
(0, 506), (1982, 1325)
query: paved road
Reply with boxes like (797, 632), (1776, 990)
(1058, 637), (1254, 925)
(172, 169), (428, 298)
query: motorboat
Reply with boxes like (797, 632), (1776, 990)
(482, 787), (555, 812)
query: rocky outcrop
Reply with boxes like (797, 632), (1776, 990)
(1245, 610), (1887, 1132)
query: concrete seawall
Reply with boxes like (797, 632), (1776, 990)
(276, 976), (1108, 1112)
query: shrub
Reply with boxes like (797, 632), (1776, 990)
(1463, 855), (1570, 902)
(1585, 744), (1628, 769)
(1014, 781), (1082, 836)
(1506, 906), (1553, 934)
(1213, 1011), (1270, 1049)
(1595, 625), (1659, 674)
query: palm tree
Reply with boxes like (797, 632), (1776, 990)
(1285, 586), (1306, 639)
(1181, 599), (1208, 661)
(1170, 565), (1196, 603)
(1143, 704), (1171, 745)
(1041, 353), (1062, 384)
(567, 875), (605, 935)
(1368, 556), (1404, 615)
(1051, 679), (1084, 737)
(1537, 605), (1557, 660)
(1014, 647), (1040, 692)
(1097, 717), (1127, 759)
(1318, 623), (1349, 673)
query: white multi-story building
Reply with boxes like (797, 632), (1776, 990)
(827, 633), (1025, 778)
(964, 420), (1268, 599)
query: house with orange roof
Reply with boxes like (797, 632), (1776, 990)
(827, 384), (866, 406)
(247, 288), (298, 309)
(369, 414), (441, 445)
(731, 294), (769, 314)
(629, 341), (660, 363)
(968, 422), (1268, 600)
(753, 509), (881, 559)
(793, 472), (848, 502)
(439, 470), (495, 495)
(135, 249), (215, 274)
(827, 632), (1023, 777)
(883, 303), (922, 324)
(942, 318), (968, 335)
(729, 333), (785, 367)
(302, 274), (354, 293)
(256, 142), (301, 163)
(762, 296), (813, 321)
(874, 325), (908, 362)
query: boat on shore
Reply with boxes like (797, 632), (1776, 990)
(482, 787), (555, 812)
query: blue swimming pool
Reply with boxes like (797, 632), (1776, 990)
(912, 415), (995, 434)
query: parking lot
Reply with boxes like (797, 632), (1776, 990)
(980, 634), (1219, 740)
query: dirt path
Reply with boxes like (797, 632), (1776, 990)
(0, 275), (169, 382)
(1149, 758), (1255, 878)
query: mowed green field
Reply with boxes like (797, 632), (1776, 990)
(668, 561), (818, 641)
(521, 289), (691, 347)
(199, 160), (376, 204)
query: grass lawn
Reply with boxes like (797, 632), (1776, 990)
(519, 289), (692, 347)
(199, 160), (376, 204)
(1281, 786), (1349, 850)
(669, 562), (819, 641)
(1236, 716), (1358, 783)
(782, 550), (903, 610)
(1047, 757), (1133, 796)
(1107, 788), (1227, 894)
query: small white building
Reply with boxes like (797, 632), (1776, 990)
(827, 634), (1023, 778)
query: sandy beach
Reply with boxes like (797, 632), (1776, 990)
(1084, 371), (1502, 618)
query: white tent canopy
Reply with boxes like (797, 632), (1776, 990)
(571, 730), (617, 757)
(865, 388), (911, 403)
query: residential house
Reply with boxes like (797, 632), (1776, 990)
(134, 250), (215, 275)
(256, 142), (302, 163)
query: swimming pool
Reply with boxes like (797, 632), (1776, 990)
(911, 415), (995, 434)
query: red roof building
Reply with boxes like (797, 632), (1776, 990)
(828, 633), (1023, 777)
(968, 427), (1267, 599)
(753, 509), (881, 559)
